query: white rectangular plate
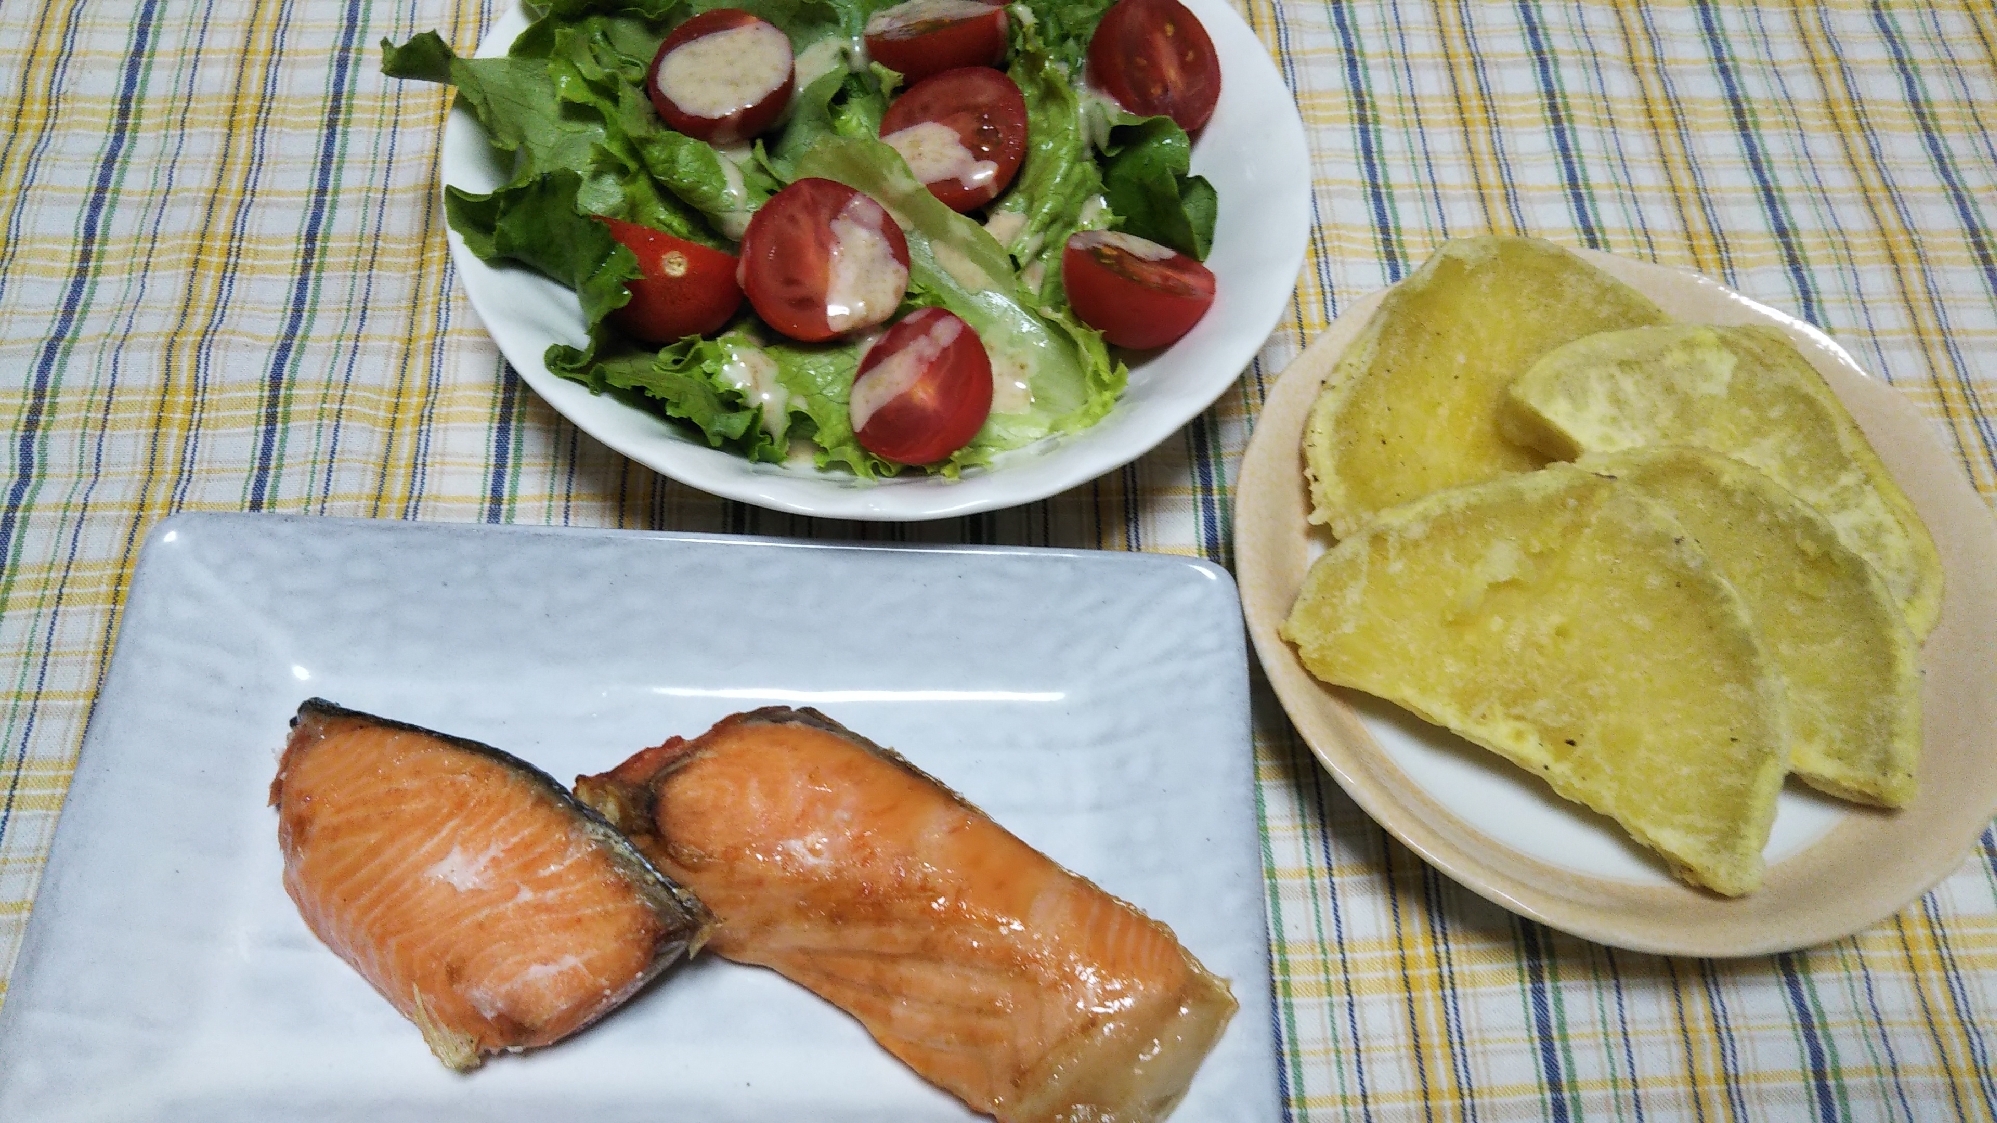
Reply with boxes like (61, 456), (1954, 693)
(0, 514), (1276, 1121)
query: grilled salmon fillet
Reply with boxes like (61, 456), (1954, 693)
(272, 700), (712, 1070)
(575, 707), (1236, 1123)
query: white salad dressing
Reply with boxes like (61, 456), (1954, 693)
(655, 22), (792, 119)
(930, 240), (992, 291)
(720, 338), (791, 437)
(713, 146), (755, 240)
(783, 437), (819, 466)
(1078, 81), (1126, 149)
(824, 195), (908, 333)
(850, 314), (964, 432)
(988, 347), (1034, 414)
(1073, 228), (1177, 260)
(883, 121), (997, 190)
(795, 30), (873, 86)
(865, 0), (1000, 36)
(793, 36), (847, 88)
(983, 208), (1028, 249)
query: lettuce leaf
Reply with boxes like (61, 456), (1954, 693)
(385, 13), (768, 247)
(986, 50), (1112, 307)
(444, 171), (642, 327)
(996, 11), (1216, 265)
(547, 329), (785, 463)
(767, 66), (891, 180)
(1101, 117), (1215, 260)
(1009, 0), (1116, 69)
(596, 334), (789, 462)
(754, 334), (898, 477)
(796, 135), (1124, 458)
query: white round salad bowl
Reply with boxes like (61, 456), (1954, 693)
(441, 0), (1312, 521)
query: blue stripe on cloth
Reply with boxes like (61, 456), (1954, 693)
(1383, 845), (1438, 1120)
(1776, 953), (1839, 1122)
(1919, 895), (1997, 1116)
(1792, 2), (1988, 482)
(1256, 0), (1336, 323)
(1663, 960), (1711, 1123)
(1449, 0), (1527, 235)
(1692, 0), (1819, 319)
(1870, 3), (1997, 300)
(1703, 962), (1751, 1121)
(1519, 921), (1573, 1123)
(1892, 914), (1970, 1119)
(1869, 2), (1997, 458)
(1249, 747), (1300, 1123)
(0, 0), (163, 858)
(1314, 762), (1375, 1122)
(1515, 0), (1601, 249)
(250, 0), (366, 511)
(1603, 948), (1650, 1123)
(486, 362), (522, 523)
(1851, 939), (1916, 1121)
(1424, 872), (1479, 1122)
(1570, 3), (1656, 256)
(1188, 408), (1226, 565)
(1, 0), (161, 567)
(0, 0), (81, 304)
(1326, 0), (1403, 280)
(1633, 5), (1735, 281)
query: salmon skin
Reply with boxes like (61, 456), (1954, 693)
(575, 707), (1237, 1123)
(272, 699), (712, 1071)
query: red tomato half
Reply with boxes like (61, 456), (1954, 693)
(738, 178), (912, 343)
(1062, 229), (1215, 349)
(850, 307), (993, 464)
(601, 217), (744, 342)
(863, 0), (1008, 85)
(647, 9), (795, 145)
(879, 68), (1028, 212)
(1086, 0), (1221, 133)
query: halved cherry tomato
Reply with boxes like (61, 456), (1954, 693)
(647, 9), (795, 145)
(1062, 229), (1215, 349)
(849, 307), (993, 464)
(601, 217), (744, 342)
(879, 68), (1028, 213)
(738, 178), (912, 343)
(1086, 0), (1221, 133)
(863, 0), (1008, 85)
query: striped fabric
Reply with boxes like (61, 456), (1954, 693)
(1, 0), (1992, 1115)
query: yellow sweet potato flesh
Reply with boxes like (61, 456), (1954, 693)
(1589, 448), (1921, 807)
(1281, 465), (1787, 896)
(1505, 324), (1943, 638)
(1303, 237), (1668, 538)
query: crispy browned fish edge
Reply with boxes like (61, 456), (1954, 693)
(573, 705), (978, 839)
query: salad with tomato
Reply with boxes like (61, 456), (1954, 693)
(386, 0), (1223, 476)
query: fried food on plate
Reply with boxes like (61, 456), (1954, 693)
(1280, 464), (1788, 896)
(1588, 448), (1922, 807)
(1302, 236), (1668, 538)
(1505, 323), (1943, 638)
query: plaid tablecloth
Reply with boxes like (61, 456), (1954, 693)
(3, 0), (1994, 1116)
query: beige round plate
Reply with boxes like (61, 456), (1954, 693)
(1235, 250), (1997, 957)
